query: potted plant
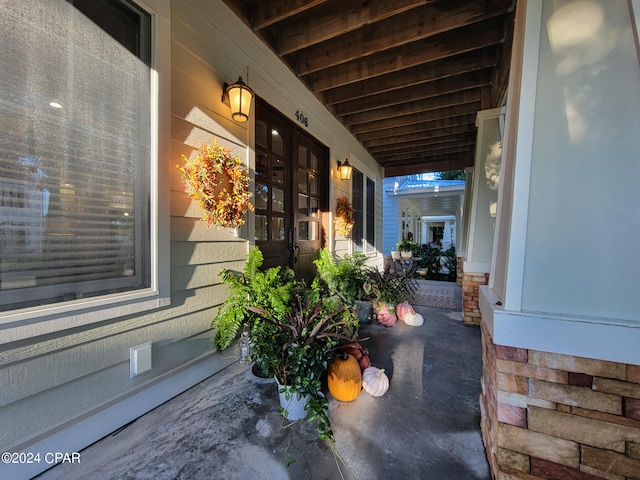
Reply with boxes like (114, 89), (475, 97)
(248, 288), (358, 441)
(210, 247), (295, 353)
(364, 266), (415, 326)
(396, 239), (418, 259)
(312, 248), (372, 322)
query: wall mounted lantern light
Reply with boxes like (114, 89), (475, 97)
(222, 76), (254, 123)
(337, 158), (353, 181)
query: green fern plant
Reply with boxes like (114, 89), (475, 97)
(211, 246), (295, 350)
(313, 248), (370, 305)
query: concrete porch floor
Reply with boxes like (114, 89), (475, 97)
(36, 282), (490, 480)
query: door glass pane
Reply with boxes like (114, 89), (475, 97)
(255, 215), (268, 241)
(273, 157), (284, 184)
(272, 187), (284, 213)
(272, 129), (284, 155)
(310, 221), (318, 240)
(256, 120), (267, 147)
(298, 146), (308, 168)
(310, 152), (318, 172)
(309, 174), (317, 195)
(298, 194), (308, 215)
(271, 217), (285, 241)
(310, 198), (318, 217)
(298, 170), (308, 192)
(255, 183), (268, 209)
(256, 151), (268, 178)
(298, 220), (309, 240)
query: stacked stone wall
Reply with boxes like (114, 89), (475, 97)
(462, 272), (488, 324)
(480, 321), (640, 480)
(457, 257), (463, 286)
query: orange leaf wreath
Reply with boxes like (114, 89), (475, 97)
(335, 195), (355, 237)
(178, 140), (254, 229)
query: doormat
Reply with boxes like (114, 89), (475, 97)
(410, 281), (457, 309)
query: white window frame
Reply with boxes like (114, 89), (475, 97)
(0, 0), (171, 345)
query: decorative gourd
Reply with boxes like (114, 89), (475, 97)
(375, 303), (397, 326)
(396, 301), (415, 322)
(403, 311), (424, 327)
(362, 366), (390, 397)
(338, 342), (371, 372)
(327, 352), (362, 402)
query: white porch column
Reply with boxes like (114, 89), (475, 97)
(442, 220), (452, 250)
(421, 218), (428, 244)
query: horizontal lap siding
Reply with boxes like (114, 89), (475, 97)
(0, 0), (249, 450)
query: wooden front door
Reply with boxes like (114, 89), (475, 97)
(254, 99), (328, 284)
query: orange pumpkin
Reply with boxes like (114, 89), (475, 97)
(327, 352), (362, 402)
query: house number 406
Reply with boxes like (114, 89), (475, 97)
(295, 111), (309, 127)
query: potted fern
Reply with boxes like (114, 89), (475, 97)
(211, 246), (359, 441)
(312, 248), (372, 322)
(396, 239), (419, 259)
(211, 246), (295, 354)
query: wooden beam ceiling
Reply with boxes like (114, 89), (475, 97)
(222, 0), (515, 177)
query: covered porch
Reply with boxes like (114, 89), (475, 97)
(2, 2), (640, 480)
(37, 295), (494, 480)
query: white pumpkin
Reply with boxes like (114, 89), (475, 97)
(362, 366), (390, 397)
(403, 311), (424, 327)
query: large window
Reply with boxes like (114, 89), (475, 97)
(0, 0), (153, 312)
(351, 169), (364, 252)
(351, 170), (376, 253)
(366, 177), (375, 250)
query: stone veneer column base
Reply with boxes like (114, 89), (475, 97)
(480, 320), (640, 480)
(456, 257), (463, 286)
(462, 272), (488, 325)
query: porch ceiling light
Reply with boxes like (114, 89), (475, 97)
(222, 76), (254, 123)
(337, 158), (352, 181)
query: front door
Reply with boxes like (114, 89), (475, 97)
(254, 99), (328, 284)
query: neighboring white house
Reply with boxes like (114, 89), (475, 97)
(382, 174), (465, 255)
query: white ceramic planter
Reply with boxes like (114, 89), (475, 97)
(276, 380), (308, 420)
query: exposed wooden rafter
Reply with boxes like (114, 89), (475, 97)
(223, 0), (516, 176)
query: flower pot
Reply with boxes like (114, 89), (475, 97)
(391, 250), (401, 260)
(276, 380), (308, 420)
(355, 300), (373, 323)
(400, 251), (413, 259)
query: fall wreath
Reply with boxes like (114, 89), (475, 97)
(179, 140), (254, 229)
(335, 195), (355, 237)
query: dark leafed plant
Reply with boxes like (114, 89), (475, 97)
(248, 292), (357, 441)
(364, 265), (415, 307)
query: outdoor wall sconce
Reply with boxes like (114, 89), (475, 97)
(337, 158), (352, 181)
(222, 76), (254, 123)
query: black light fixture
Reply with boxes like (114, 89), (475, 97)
(337, 158), (352, 181)
(222, 76), (254, 123)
